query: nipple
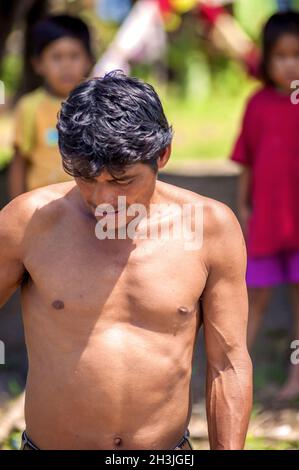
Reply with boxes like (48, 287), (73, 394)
(177, 306), (190, 315)
(52, 300), (65, 310)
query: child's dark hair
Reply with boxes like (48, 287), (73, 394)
(57, 71), (173, 178)
(261, 11), (299, 85)
(31, 14), (93, 58)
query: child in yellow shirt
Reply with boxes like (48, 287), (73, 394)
(9, 14), (93, 197)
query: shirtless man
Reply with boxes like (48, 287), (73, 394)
(0, 71), (252, 450)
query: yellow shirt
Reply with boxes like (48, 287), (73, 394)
(14, 87), (73, 191)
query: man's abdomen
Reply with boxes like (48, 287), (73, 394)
(24, 323), (193, 449)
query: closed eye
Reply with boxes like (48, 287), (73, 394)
(80, 176), (97, 184)
(110, 179), (134, 185)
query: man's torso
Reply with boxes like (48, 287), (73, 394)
(20, 181), (207, 449)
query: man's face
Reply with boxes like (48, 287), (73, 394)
(75, 163), (158, 227)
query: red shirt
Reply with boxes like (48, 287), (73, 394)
(231, 86), (299, 257)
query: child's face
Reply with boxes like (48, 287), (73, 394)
(268, 33), (299, 92)
(34, 37), (92, 97)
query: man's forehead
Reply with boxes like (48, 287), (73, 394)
(100, 164), (145, 180)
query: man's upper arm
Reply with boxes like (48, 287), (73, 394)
(201, 201), (250, 369)
(0, 197), (28, 308)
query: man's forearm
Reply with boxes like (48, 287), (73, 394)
(206, 357), (253, 450)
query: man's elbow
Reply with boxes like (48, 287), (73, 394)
(207, 348), (253, 385)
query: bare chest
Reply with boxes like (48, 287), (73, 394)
(22, 225), (206, 335)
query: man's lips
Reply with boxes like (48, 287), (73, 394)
(103, 210), (120, 215)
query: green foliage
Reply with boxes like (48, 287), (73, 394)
(150, 65), (258, 161)
(0, 54), (22, 96)
(2, 430), (22, 450)
(234, 0), (299, 43)
(234, 0), (277, 41)
(8, 378), (22, 397)
(245, 435), (299, 450)
(0, 149), (12, 170)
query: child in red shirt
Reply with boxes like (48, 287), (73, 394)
(231, 11), (299, 401)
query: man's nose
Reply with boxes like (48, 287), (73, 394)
(91, 183), (119, 208)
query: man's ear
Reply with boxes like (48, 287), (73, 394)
(157, 144), (172, 170)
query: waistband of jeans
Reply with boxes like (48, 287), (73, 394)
(22, 431), (39, 450)
(22, 428), (190, 450)
(173, 428), (191, 449)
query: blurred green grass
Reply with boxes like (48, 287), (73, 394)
(161, 80), (258, 162)
(191, 436), (299, 450)
(0, 114), (13, 170)
(244, 436), (299, 450)
(134, 59), (259, 162)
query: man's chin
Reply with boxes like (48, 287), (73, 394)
(95, 213), (130, 235)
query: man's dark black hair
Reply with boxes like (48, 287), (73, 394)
(261, 11), (299, 85)
(57, 71), (173, 178)
(31, 14), (93, 58)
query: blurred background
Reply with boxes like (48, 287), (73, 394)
(0, 0), (299, 450)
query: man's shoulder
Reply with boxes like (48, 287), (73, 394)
(201, 197), (240, 237)
(157, 180), (206, 206)
(201, 197), (246, 273)
(158, 181), (241, 244)
(0, 182), (76, 234)
(158, 180), (237, 225)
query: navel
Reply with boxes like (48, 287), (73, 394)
(52, 300), (65, 310)
(114, 437), (122, 446)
